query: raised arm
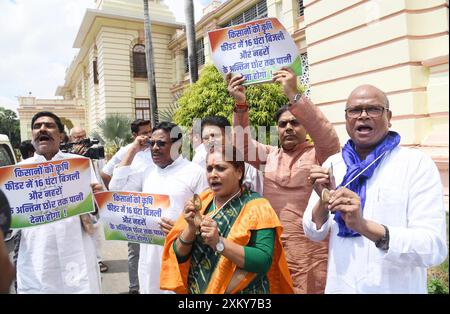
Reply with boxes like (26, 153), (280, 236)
(108, 135), (149, 192)
(228, 74), (275, 170)
(272, 67), (340, 164)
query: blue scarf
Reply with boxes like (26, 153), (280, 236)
(334, 131), (401, 237)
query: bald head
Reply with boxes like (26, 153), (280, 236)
(346, 85), (389, 109)
(345, 84), (392, 160)
(70, 126), (87, 142)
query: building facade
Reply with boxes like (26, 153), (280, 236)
(169, 0), (449, 202)
(19, 0), (183, 136)
(18, 96), (86, 141)
(18, 0), (448, 199)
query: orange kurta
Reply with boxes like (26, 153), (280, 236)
(160, 189), (294, 294)
(233, 95), (340, 293)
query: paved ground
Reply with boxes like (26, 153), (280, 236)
(98, 232), (131, 294)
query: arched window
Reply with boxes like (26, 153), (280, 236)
(133, 44), (147, 78)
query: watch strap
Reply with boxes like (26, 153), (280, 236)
(375, 224), (389, 251)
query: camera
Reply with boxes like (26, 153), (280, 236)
(60, 138), (105, 160)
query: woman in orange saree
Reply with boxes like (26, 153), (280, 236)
(160, 148), (293, 294)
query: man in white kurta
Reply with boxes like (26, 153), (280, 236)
(303, 85), (447, 293)
(100, 119), (153, 294)
(109, 122), (208, 294)
(17, 112), (101, 294)
(304, 146), (447, 293)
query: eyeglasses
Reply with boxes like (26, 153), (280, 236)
(345, 106), (387, 118)
(148, 140), (168, 148)
(277, 119), (300, 128)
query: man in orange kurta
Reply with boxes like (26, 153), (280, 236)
(229, 68), (340, 293)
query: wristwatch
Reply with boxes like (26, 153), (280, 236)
(215, 237), (225, 255)
(289, 93), (302, 106)
(375, 224), (390, 251)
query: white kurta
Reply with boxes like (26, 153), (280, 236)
(109, 156), (208, 294)
(17, 151), (101, 294)
(303, 146), (448, 294)
(192, 144), (264, 195)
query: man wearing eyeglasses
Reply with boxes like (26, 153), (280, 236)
(229, 67), (340, 294)
(109, 121), (208, 294)
(100, 118), (153, 294)
(303, 85), (447, 293)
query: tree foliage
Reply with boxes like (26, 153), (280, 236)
(0, 107), (21, 148)
(173, 64), (299, 128)
(90, 114), (133, 158)
(60, 117), (74, 131)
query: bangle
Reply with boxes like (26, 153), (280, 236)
(289, 93), (302, 107)
(178, 234), (194, 246)
(234, 102), (248, 113)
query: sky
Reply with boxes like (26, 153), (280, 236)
(0, 0), (224, 113)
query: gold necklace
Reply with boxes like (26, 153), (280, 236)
(207, 189), (241, 219)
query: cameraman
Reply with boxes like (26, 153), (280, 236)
(69, 126), (108, 274)
(69, 126), (89, 156)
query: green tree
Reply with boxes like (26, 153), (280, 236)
(60, 117), (74, 131)
(173, 64), (302, 128)
(0, 107), (21, 148)
(90, 114), (133, 159)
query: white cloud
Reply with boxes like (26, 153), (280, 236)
(0, 0), (221, 114)
(0, 0), (94, 113)
(163, 0), (209, 23)
(163, 0), (201, 23)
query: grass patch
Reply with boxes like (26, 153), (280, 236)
(427, 212), (449, 294)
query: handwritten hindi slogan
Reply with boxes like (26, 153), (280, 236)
(94, 191), (170, 245)
(208, 17), (302, 85)
(0, 158), (95, 229)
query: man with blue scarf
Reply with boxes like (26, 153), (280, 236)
(303, 85), (447, 293)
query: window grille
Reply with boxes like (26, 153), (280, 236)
(133, 44), (148, 78)
(184, 38), (205, 73)
(93, 60), (99, 84)
(135, 98), (150, 120)
(300, 52), (310, 98)
(298, 0), (304, 16)
(221, 0), (267, 27)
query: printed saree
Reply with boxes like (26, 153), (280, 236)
(160, 188), (293, 294)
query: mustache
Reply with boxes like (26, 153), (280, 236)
(35, 132), (53, 141)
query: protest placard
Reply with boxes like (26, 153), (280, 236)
(94, 191), (170, 245)
(0, 158), (95, 228)
(208, 17), (302, 85)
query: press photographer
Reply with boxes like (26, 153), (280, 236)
(62, 126), (105, 160)
(66, 126), (108, 273)
(60, 137), (105, 159)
